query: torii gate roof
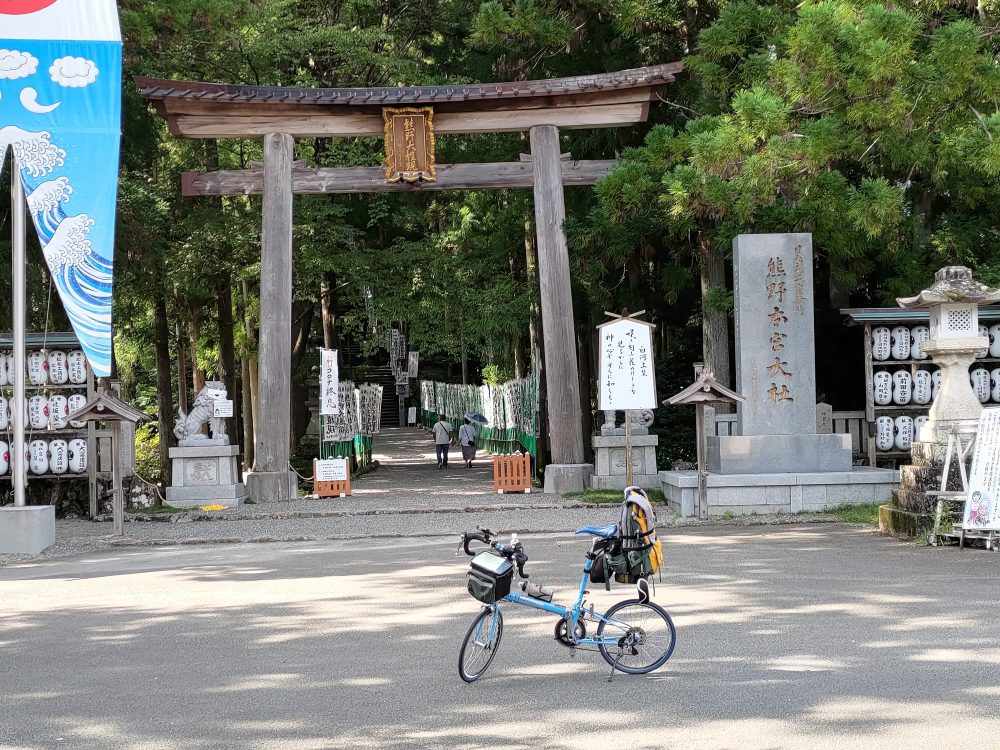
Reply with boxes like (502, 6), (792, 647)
(135, 63), (683, 139)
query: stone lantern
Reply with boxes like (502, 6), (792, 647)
(897, 266), (1000, 443)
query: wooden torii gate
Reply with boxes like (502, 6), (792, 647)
(137, 63), (683, 500)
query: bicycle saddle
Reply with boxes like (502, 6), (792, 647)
(575, 524), (619, 539)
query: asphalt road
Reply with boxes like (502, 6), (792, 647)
(2, 524), (999, 750)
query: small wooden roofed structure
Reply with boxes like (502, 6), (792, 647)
(135, 64), (683, 139)
(137, 63), (684, 500)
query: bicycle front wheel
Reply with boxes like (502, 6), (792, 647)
(459, 606), (504, 682)
(596, 599), (676, 674)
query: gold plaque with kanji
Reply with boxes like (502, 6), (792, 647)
(383, 107), (436, 183)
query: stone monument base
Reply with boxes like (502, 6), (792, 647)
(167, 445), (246, 509)
(543, 464), (593, 495)
(591, 434), (659, 490)
(245, 469), (299, 503)
(0, 505), (55, 554)
(707, 434), (852, 474)
(660, 468), (898, 518)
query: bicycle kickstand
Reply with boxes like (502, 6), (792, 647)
(608, 650), (625, 683)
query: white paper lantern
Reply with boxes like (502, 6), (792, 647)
(0, 441), (8, 475)
(48, 394), (68, 429)
(910, 326), (929, 360)
(892, 370), (912, 405)
(876, 416), (895, 451)
(977, 325), (989, 359)
(67, 350), (88, 384)
(873, 370), (893, 405)
(47, 350), (68, 384)
(894, 416), (914, 451)
(48, 439), (68, 475)
(0, 351), (9, 387)
(68, 438), (88, 474)
(932, 369), (942, 401)
(914, 415), (928, 439)
(990, 324), (1000, 358)
(0, 396), (7, 431)
(68, 393), (87, 428)
(872, 327), (891, 361)
(27, 351), (47, 386)
(992, 368), (1000, 403)
(912, 370), (932, 405)
(971, 367), (990, 403)
(28, 440), (48, 475)
(891, 326), (911, 360)
(28, 395), (48, 430)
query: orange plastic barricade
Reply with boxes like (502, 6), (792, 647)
(493, 453), (532, 494)
(314, 458), (352, 498)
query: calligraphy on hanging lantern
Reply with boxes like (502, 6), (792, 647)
(765, 257), (794, 404)
(383, 107), (436, 183)
(598, 318), (656, 410)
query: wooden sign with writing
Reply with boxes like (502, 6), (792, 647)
(598, 314), (657, 410)
(383, 107), (436, 183)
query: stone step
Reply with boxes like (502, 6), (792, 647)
(899, 465), (941, 492)
(892, 488), (936, 514)
(879, 504), (934, 538)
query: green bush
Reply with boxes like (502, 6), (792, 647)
(134, 422), (162, 485)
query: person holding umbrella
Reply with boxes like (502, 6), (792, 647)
(460, 411), (488, 468)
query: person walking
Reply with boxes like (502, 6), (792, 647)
(432, 413), (453, 469)
(458, 417), (477, 468)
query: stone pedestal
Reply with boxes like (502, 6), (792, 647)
(246, 470), (299, 504)
(543, 464), (593, 495)
(591, 434), (659, 490)
(707, 434), (852, 474)
(0, 505), (55, 554)
(167, 445), (247, 508)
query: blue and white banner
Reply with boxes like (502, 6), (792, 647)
(0, 0), (122, 378)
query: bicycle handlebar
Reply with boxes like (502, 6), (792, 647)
(457, 529), (530, 578)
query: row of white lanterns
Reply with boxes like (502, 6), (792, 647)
(873, 367), (1000, 405)
(0, 350), (89, 387)
(875, 416), (921, 452)
(0, 438), (88, 475)
(0, 394), (88, 431)
(872, 324), (1000, 361)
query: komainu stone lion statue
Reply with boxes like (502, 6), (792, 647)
(174, 381), (229, 445)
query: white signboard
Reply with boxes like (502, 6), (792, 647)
(213, 400), (234, 418)
(408, 406), (417, 425)
(315, 458), (349, 482)
(598, 318), (656, 411)
(407, 351), (419, 379)
(963, 407), (1000, 531)
(321, 348), (339, 415)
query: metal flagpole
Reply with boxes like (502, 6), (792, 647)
(11, 161), (27, 507)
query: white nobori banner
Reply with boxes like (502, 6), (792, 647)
(598, 317), (657, 411)
(320, 348), (339, 415)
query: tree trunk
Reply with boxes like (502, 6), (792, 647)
(216, 272), (240, 447)
(321, 270), (338, 352)
(241, 280), (260, 464)
(524, 218), (546, 465)
(290, 300), (315, 451)
(176, 320), (188, 414)
(577, 325), (593, 445)
(152, 295), (173, 501)
(699, 235), (732, 411)
(241, 355), (255, 471)
(188, 313), (206, 395)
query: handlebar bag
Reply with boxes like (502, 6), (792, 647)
(468, 550), (514, 603)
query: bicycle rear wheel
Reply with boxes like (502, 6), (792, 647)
(459, 606), (504, 682)
(596, 599), (676, 674)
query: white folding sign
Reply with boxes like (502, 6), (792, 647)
(963, 407), (1000, 531)
(598, 317), (656, 411)
(315, 458), (349, 482)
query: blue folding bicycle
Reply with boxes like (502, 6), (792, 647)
(457, 525), (676, 682)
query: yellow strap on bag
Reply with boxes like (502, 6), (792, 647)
(633, 506), (663, 573)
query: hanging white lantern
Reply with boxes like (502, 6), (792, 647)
(873, 370), (892, 405)
(894, 416), (914, 451)
(27, 351), (48, 386)
(48, 439), (68, 475)
(68, 393), (87, 428)
(912, 370), (932, 405)
(0, 351), (9, 387)
(0, 396), (7, 431)
(67, 350), (88, 384)
(0, 441), (8, 475)
(977, 325), (989, 359)
(910, 326), (929, 360)
(892, 370), (912, 405)
(989, 324), (1000, 358)
(28, 395), (49, 430)
(47, 350), (68, 384)
(891, 327), (911, 360)
(971, 368), (990, 403)
(876, 416), (895, 451)
(48, 395), (69, 429)
(28, 440), (49, 475)
(872, 327), (891, 361)
(992, 368), (1000, 403)
(68, 438), (88, 474)
(932, 369), (942, 400)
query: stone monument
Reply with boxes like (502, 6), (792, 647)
(707, 233), (852, 473)
(166, 381), (247, 508)
(592, 409), (660, 489)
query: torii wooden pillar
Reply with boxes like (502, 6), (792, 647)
(138, 64), (683, 499)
